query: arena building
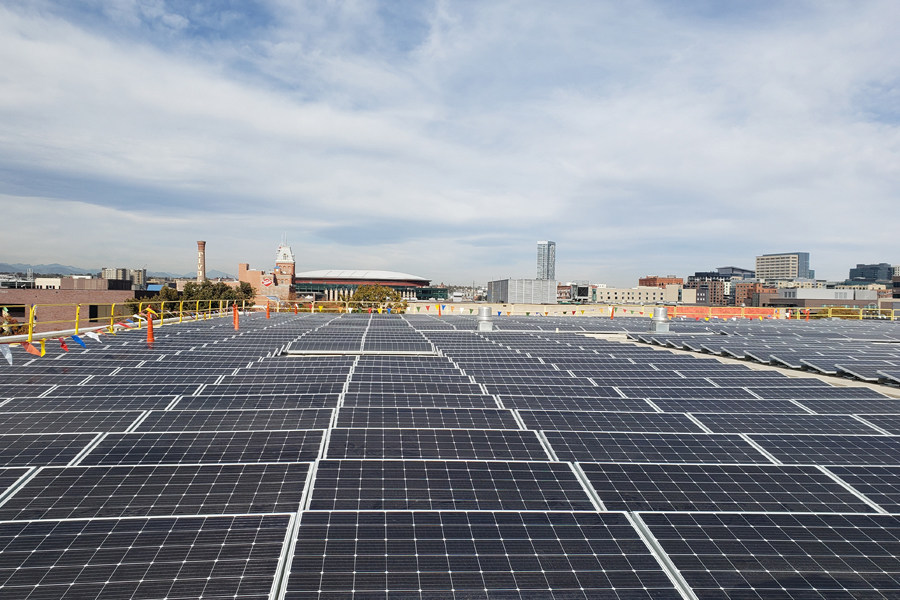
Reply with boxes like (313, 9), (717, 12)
(238, 244), (447, 303)
(293, 270), (447, 301)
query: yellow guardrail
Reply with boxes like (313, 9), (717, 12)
(785, 306), (896, 320)
(1, 300), (249, 343)
(4, 300), (897, 345)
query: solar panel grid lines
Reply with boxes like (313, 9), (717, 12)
(285, 510), (682, 599)
(517, 410), (705, 433)
(0, 514), (292, 600)
(692, 412), (885, 435)
(638, 511), (900, 599)
(8, 313), (900, 598)
(134, 408), (335, 432)
(581, 462), (883, 514)
(175, 394), (340, 410)
(334, 407), (520, 430)
(544, 431), (778, 465)
(325, 428), (553, 461)
(499, 395), (658, 412)
(0, 410), (145, 434)
(747, 433), (900, 466)
(0, 462), (314, 520)
(0, 433), (100, 467)
(306, 460), (598, 512)
(77, 430), (327, 466)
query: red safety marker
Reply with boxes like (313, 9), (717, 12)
(233, 304), (239, 330)
(146, 310), (155, 347)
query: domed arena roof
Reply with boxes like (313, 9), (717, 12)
(293, 269), (429, 283)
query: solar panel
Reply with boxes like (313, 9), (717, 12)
(795, 398), (900, 414)
(0, 463), (311, 520)
(0, 395), (178, 412)
(4, 312), (900, 598)
(746, 385), (890, 399)
(646, 398), (811, 414)
(641, 512), (900, 598)
(0, 468), (29, 497)
(135, 409), (333, 432)
(693, 412), (881, 435)
(341, 393), (499, 408)
(347, 382), (484, 394)
(580, 462), (877, 513)
(335, 408), (518, 429)
(0, 433), (97, 467)
(175, 394), (340, 410)
(79, 430), (325, 465)
(287, 511), (680, 598)
(0, 411), (143, 434)
(0, 515), (290, 599)
(826, 465), (900, 512)
(198, 382), (345, 395)
(46, 384), (202, 397)
(615, 386), (757, 399)
(545, 431), (771, 464)
(518, 410), (703, 433)
(309, 460), (595, 511)
(326, 429), (552, 460)
(498, 396), (656, 412)
(750, 434), (900, 465)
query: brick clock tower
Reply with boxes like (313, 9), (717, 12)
(274, 244), (296, 281)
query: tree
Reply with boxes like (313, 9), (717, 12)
(125, 281), (256, 315)
(349, 285), (407, 312)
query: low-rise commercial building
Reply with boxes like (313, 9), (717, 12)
(766, 288), (879, 309)
(638, 275), (683, 288)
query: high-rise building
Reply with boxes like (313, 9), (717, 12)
(755, 252), (812, 280)
(536, 241), (556, 280)
(129, 269), (147, 289)
(101, 267), (130, 281)
(848, 263), (893, 283)
(488, 279), (557, 304)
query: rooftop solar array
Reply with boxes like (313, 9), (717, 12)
(3, 311), (900, 598)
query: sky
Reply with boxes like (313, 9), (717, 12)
(1, 0), (899, 286)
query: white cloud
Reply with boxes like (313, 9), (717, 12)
(1, 1), (899, 285)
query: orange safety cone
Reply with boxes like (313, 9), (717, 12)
(266, 302), (270, 319)
(293, 304), (298, 315)
(233, 303), (239, 330)
(146, 310), (155, 347)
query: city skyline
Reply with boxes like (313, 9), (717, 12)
(2, 2), (900, 287)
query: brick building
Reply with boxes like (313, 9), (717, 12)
(638, 275), (683, 288)
(0, 287), (135, 334)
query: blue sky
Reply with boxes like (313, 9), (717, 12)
(1, 0), (899, 285)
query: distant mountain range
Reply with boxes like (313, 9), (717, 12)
(0, 263), (234, 279)
(0, 262), (96, 275)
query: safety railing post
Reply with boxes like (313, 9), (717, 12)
(27, 305), (35, 343)
(160, 302), (166, 326)
(109, 303), (116, 332)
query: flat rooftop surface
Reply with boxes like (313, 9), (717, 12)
(2, 313), (900, 598)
